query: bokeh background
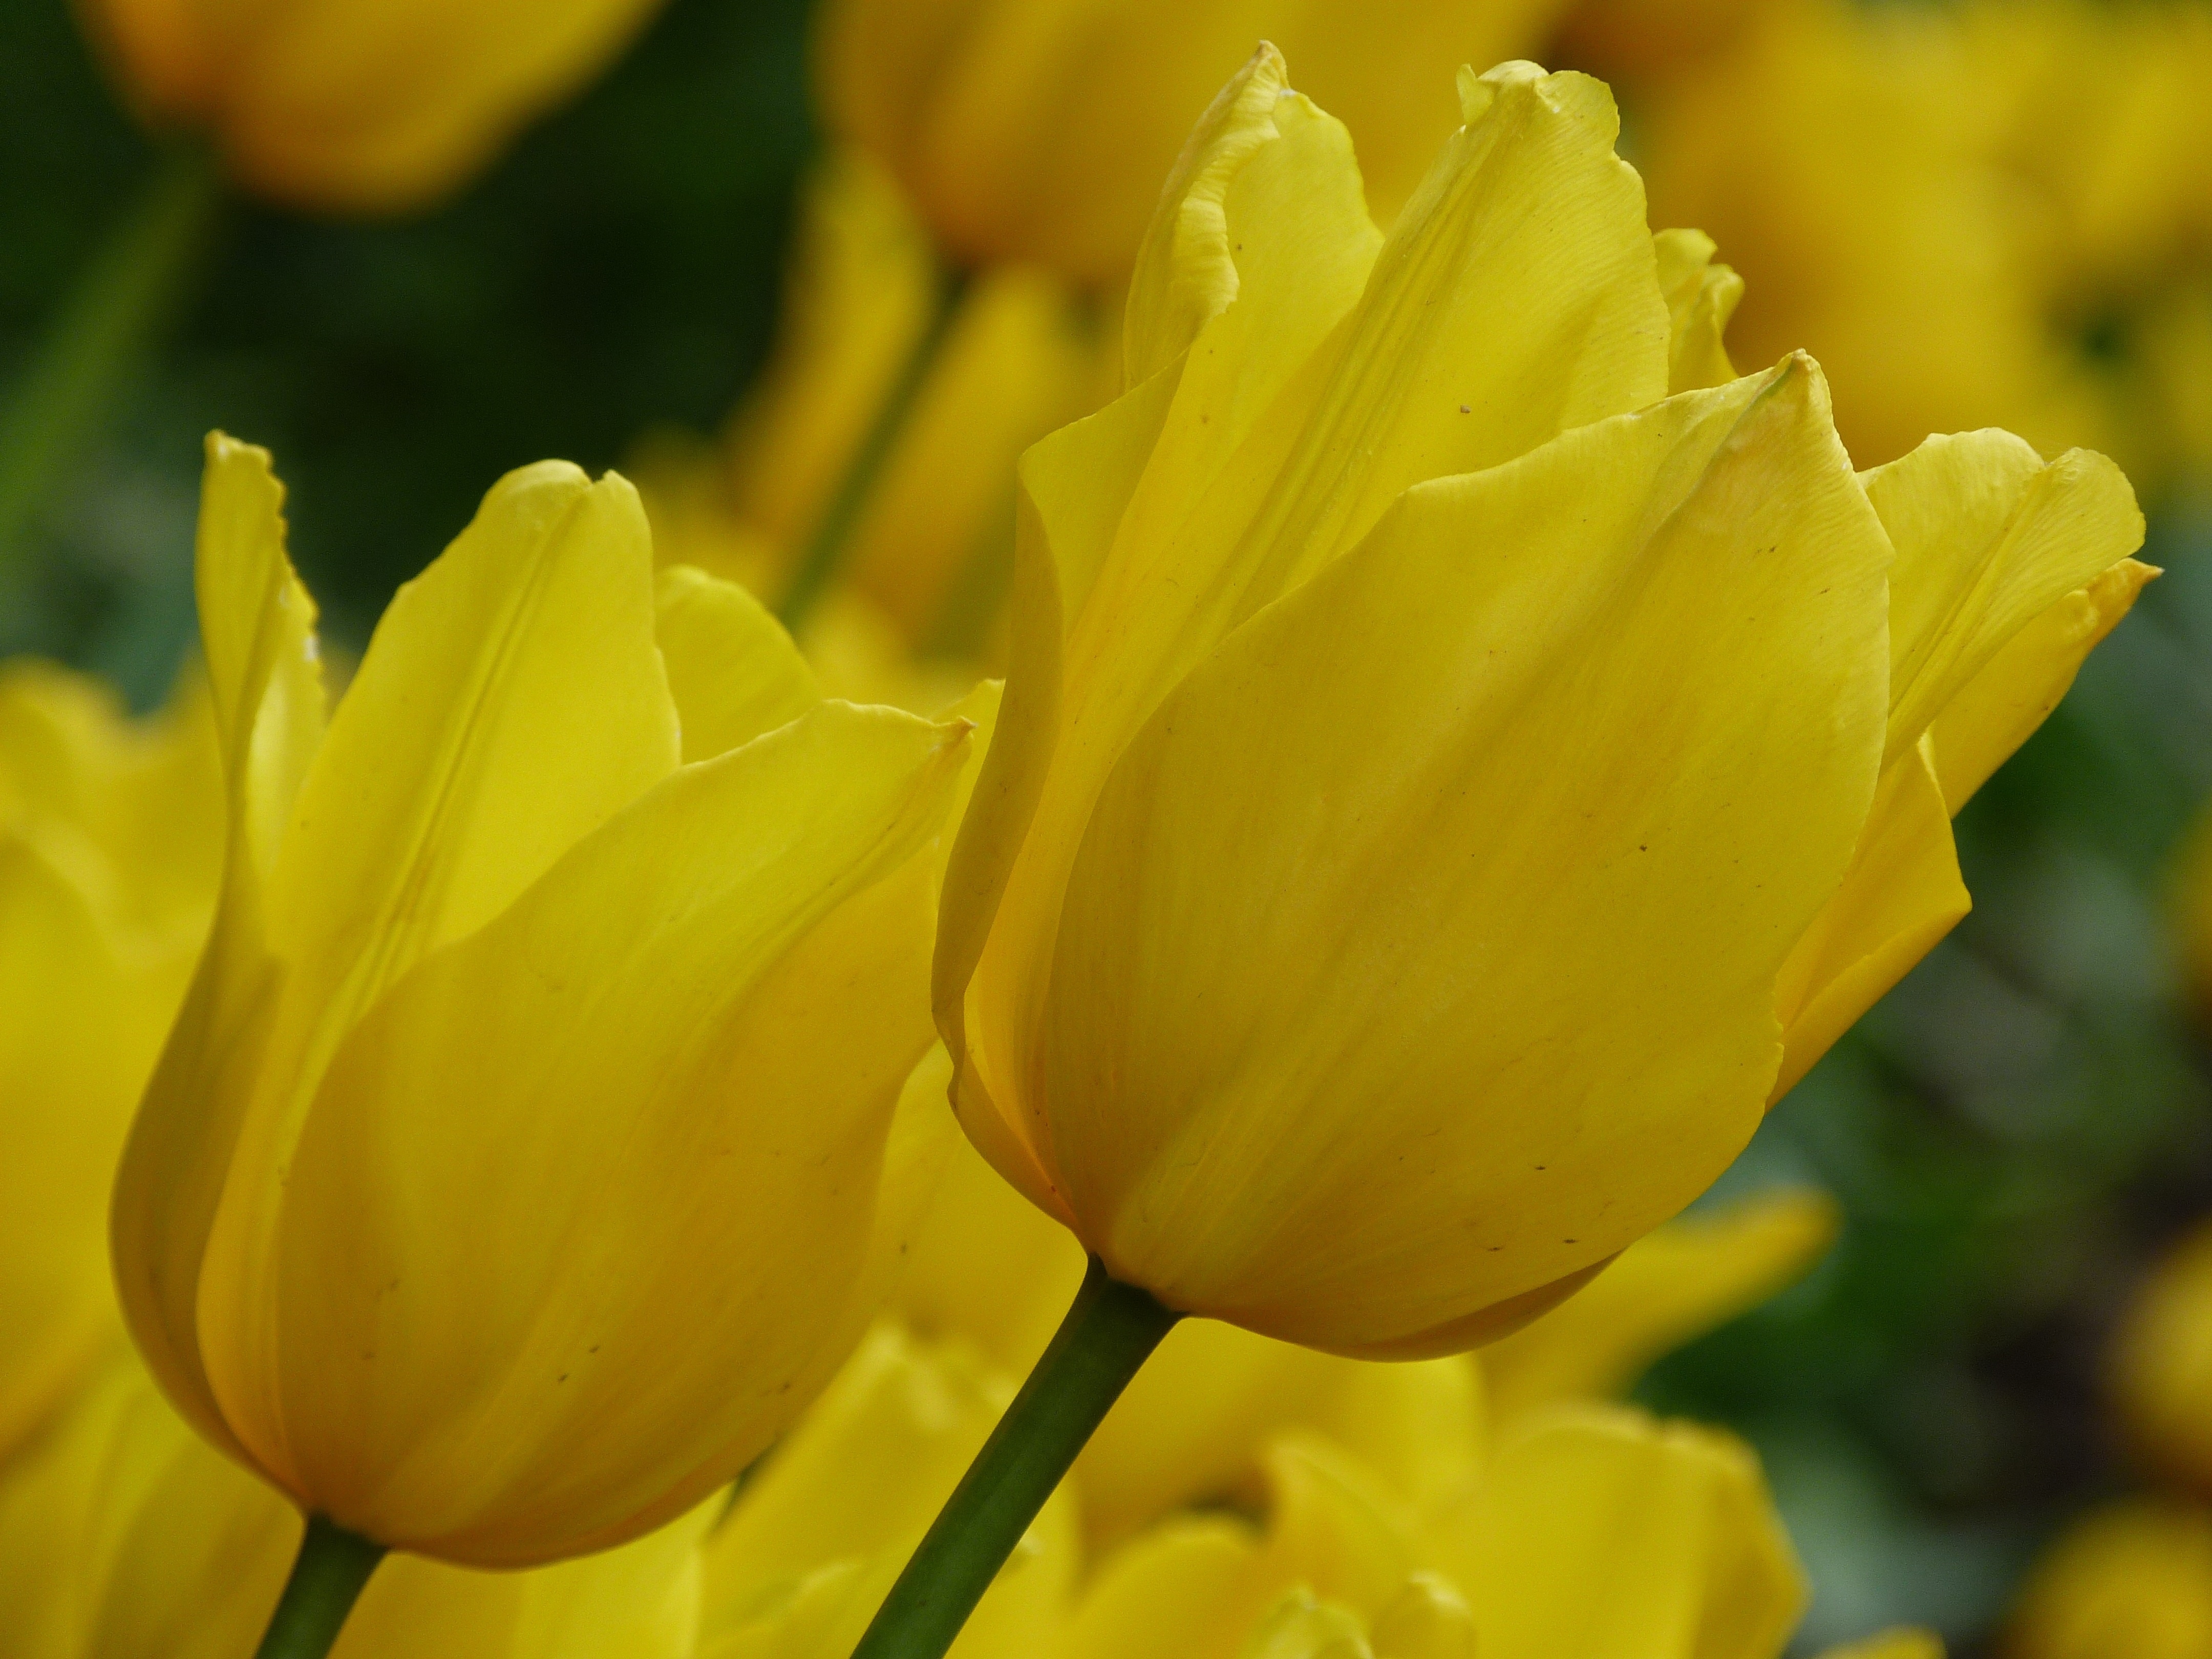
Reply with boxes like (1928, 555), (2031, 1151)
(5, 0), (2211, 1650)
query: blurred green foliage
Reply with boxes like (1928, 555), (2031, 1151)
(6, 1), (2212, 1653)
(1, 0), (812, 702)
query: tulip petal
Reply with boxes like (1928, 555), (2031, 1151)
(1041, 360), (1887, 1351)
(0, 834), (155, 1460)
(268, 461), (677, 1001)
(258, 703), (967, 1561)
(113, 434), (326, 1460)
(1439, 1408), (1805, 1659)
(1371, 1577), (1478, 1659)
(1867, 432), (2144, 765)
(0, 1362), (299, 1659)
(1068, 1517), (1261, 1659)
(1124, 45), (1373, 387)
(1259, 1436), (1418, 1620)
(1654, 227), (1743, 394)
(1080, 1322), (1354, 1549)
(1771, 740), (1970, 1102)
(1479, 1189), (1838, 1424)
(655, 565), (819, 763)
(1242, 1594), (1375, 1659)
(702, 1327), (1076, 1659)
(1926, 558), (2156, 811)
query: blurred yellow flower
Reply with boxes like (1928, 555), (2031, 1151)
(73, 0), (670, 212)
(2113, 1219), (2212, 1498)
(110, 434), (973, 1567)
(813, 0), (1580, 284)
(0, 660), (218, 1462)
(934, 48), (2146, 1358)
(2006, 1500), (2212, 1659)
(1066, 1397), (1809, 1659)
(0, 1355), (711, 1659)
(1626, 0), (2099, 469)
(694, 1323), (1077, 1659)
(633, 153), (1106, 704)
(1619, 0), (2212, 493)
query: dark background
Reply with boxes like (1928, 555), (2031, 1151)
(6, 0), (2211, 1649)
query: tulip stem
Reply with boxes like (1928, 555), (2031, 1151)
(848, 1257), (1179, 1659)
(252, 1516), (386, 1659)
(776, 262), (969, 634)
(0, 143), (223, 585)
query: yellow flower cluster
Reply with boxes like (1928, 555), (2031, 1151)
(2004, 1220), (2212, 1657)
(5, 1), (2176, 1654)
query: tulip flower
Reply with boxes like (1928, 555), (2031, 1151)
(719, 154), (1105, 641)
(0, 1356), (712, 1659)
(813, 0), (1580, 284)
(1065, 1391), (1938, 1659)
(0, 661), (219, 1462)
(74, 0), (671, 214)
(109, 432), (974, 1627)
(857, 48), (2144, 1657)
(940, 47), (2142, 1357)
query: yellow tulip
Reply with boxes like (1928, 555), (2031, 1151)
(1064, 1400), (1810, 1659)
(2112, 1219), (2212, 1497)
(72, 0), (670, 212)
(813, 0), (1581, 284)
(695, 1323), (1078, 1659)
(2006, 1500), (2212, 1659)
(0, 1355), (712, 1659)
(932, 48), (2146, 1358)
(0, 661), (219, 1461)
(110, 434), (974, 1567)
(721, 154), (1104, 645)
(1626, 0), (2103, 470)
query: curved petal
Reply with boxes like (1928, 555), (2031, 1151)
(1866, 433), (2143, 765)
(0, 833), (175, 1460)
(1478, 1188), (1838, 1425)
(1039, 361), (1887, 1350)
(1771, 740), (1970, 1102)
(1065, 1517), (1261, 1659)
(1927, 558), (2156, 811)
(1654, 227), (1743, 394)
(1437, 1406), (1805, 1659)
(0, 1360), (299, 1659)
(258, 703), (968, 1561)
(654, 565), (819, 764)
(112, 433), (326, 1460)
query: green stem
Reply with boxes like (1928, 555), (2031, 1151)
(775, 262), (970, 633)
(252, 1516), (386, 1659)
(850, 1258), (1179, 1659)
(0, 143), (223, 580)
